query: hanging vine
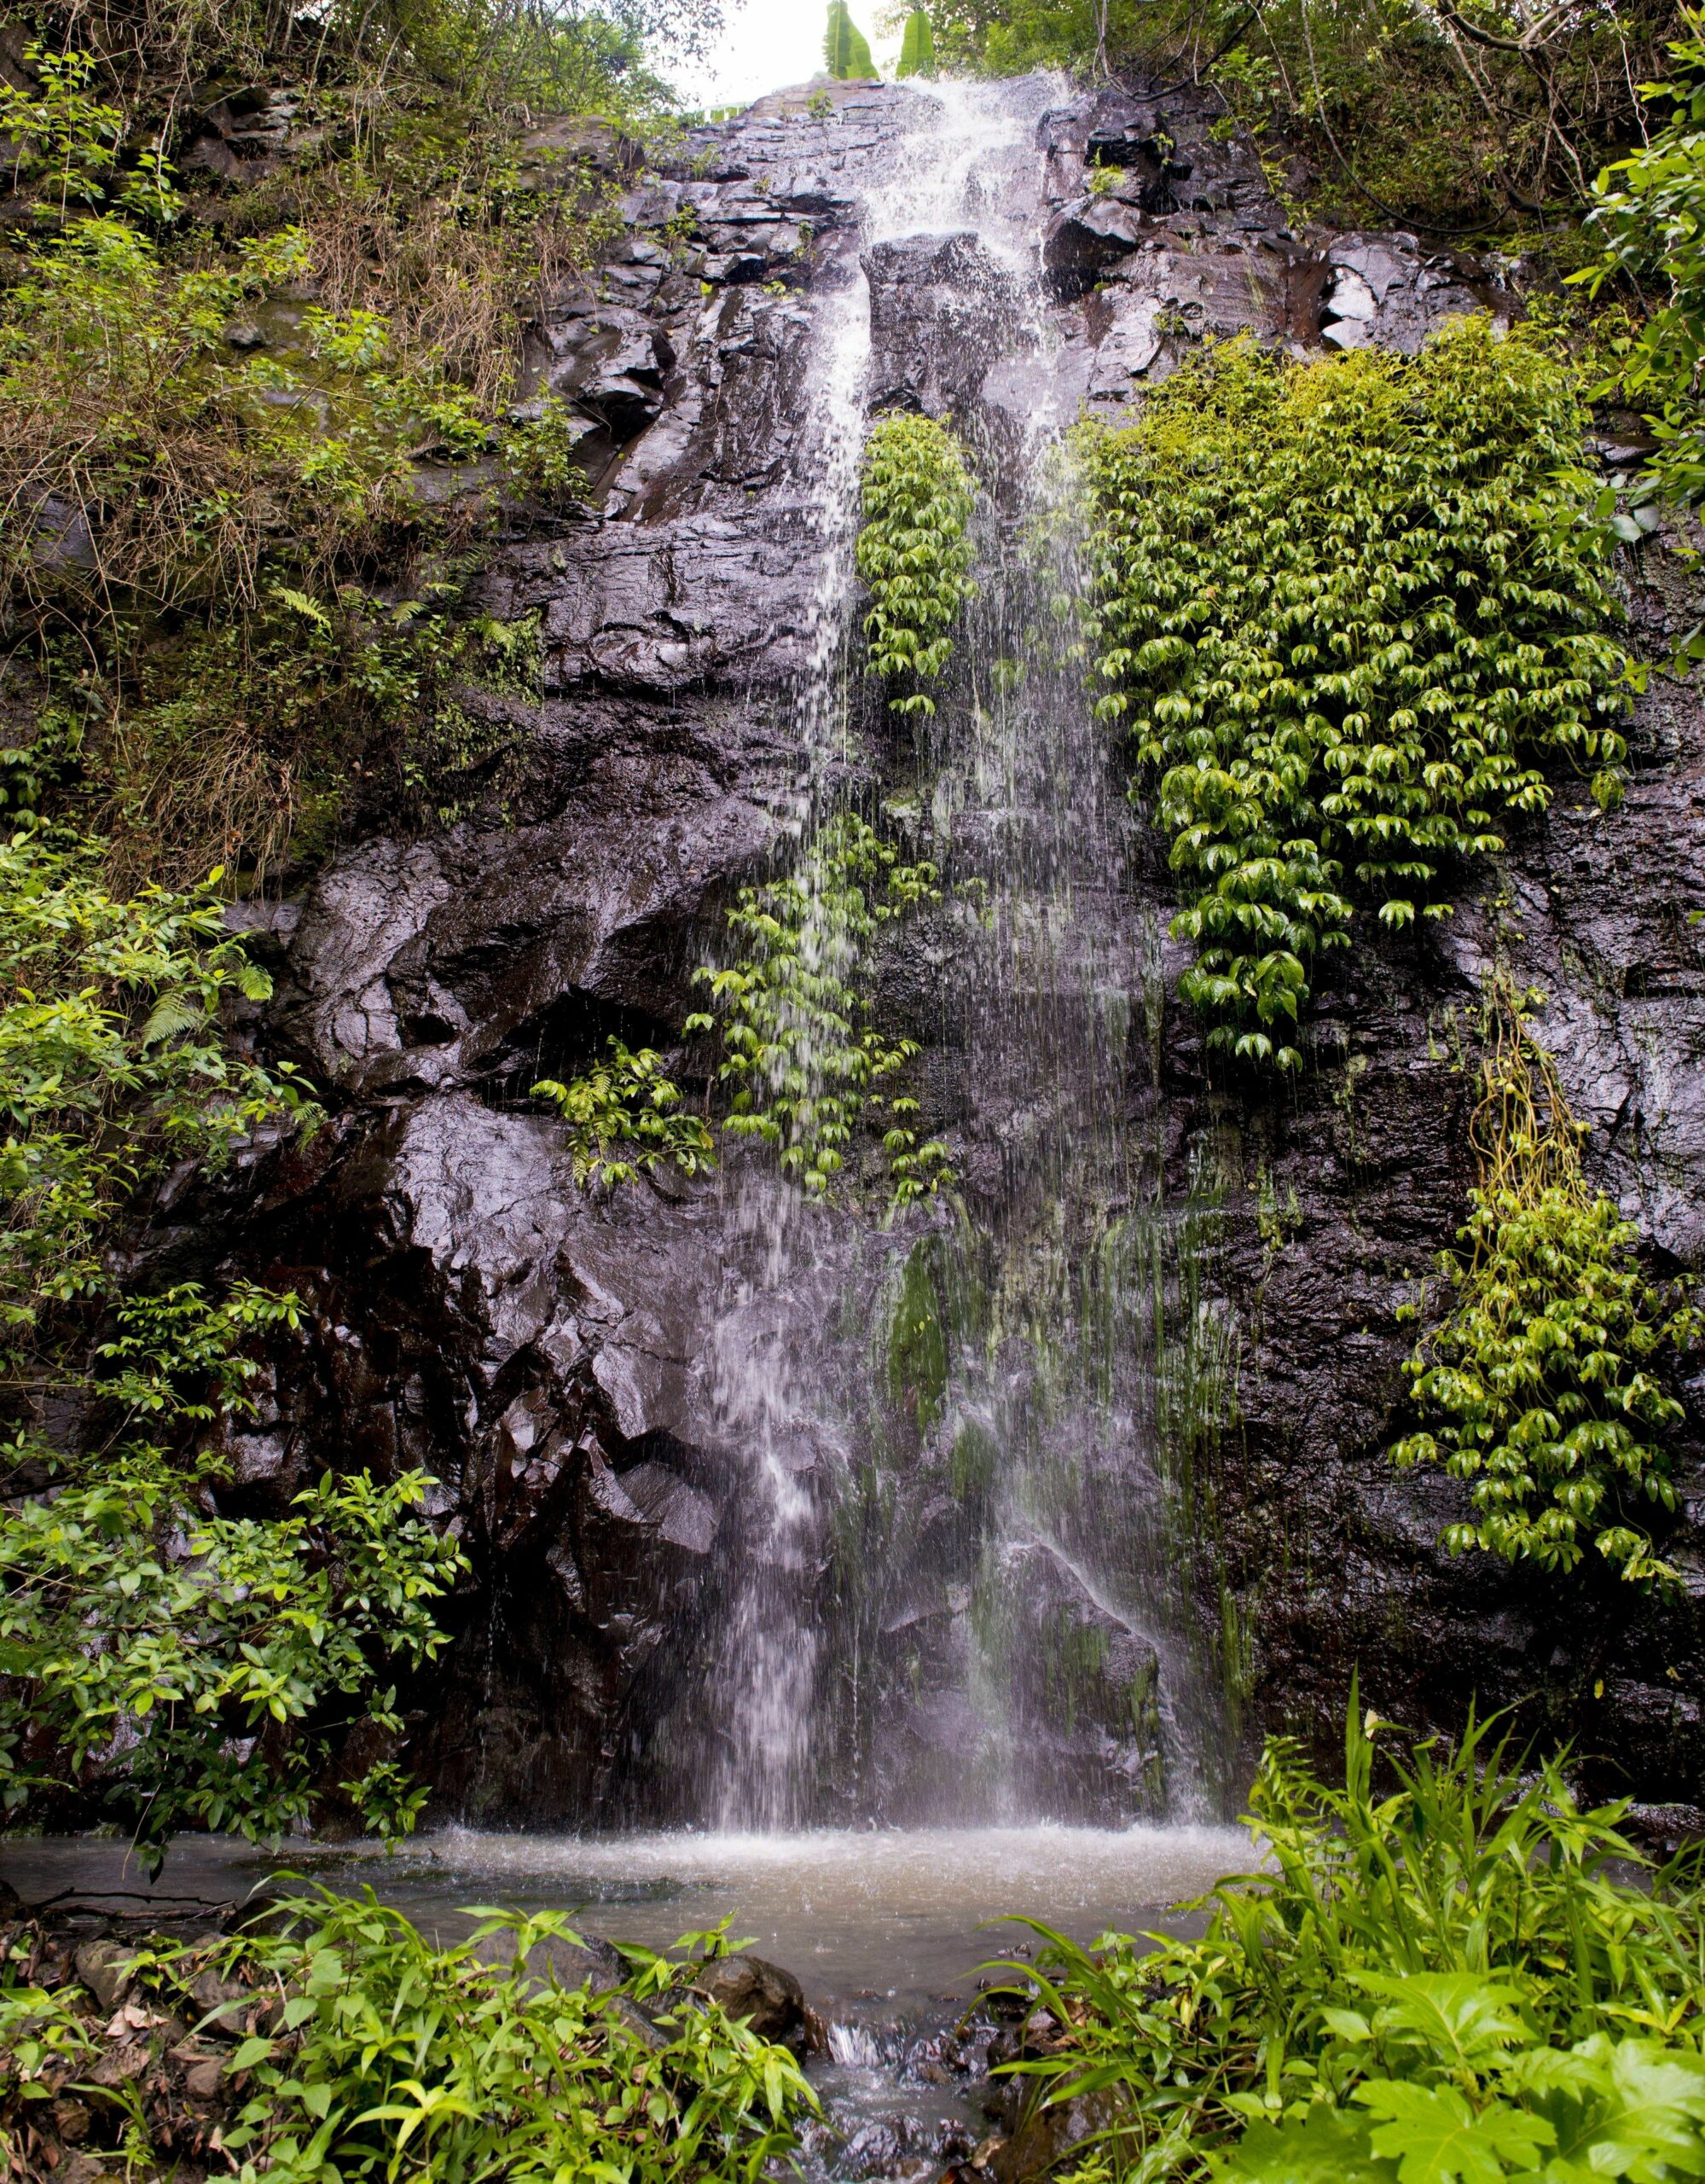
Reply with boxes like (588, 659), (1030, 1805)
(687, 814), (954, 1204)
(1391, 985), (1698, 1589)
(856, 413), (977, 717)
(1080, 317), (1631, 1069)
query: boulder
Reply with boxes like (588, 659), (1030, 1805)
(72, 1940), (137, 2015)
(692, 1952), (812, 2048)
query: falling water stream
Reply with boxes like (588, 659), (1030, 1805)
(663, 74), (1241, 1839)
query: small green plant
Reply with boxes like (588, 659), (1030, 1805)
(535, 1039), (716, 1188)
(1081, 318), (1630, 1070)
(1391, 988), (1697, 1589)
(688, 813), (950, 1201)
(824, 1), (879, 78)
(897, 7), (938, 78)
(856, 412), (977, 717)
(0, 44), (124, 218)
(501, 392), (594, 497)
(988, 1699), (1705, 2183)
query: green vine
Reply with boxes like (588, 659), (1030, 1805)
(1081, 317), (1631, 1069)
(855, 413), (977, 717)
(687, 813), (953, 1203)
(1392, 987), (1698, 1589)
(533, 1041), (715, 1188)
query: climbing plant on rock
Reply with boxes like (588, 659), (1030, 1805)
(1392, 985), (1698, 1589)
(1081, 317), (1631, 1069)
(824, 2), (878, 78)
(856, 413), (977, 717)
(898, 9), (938, 77)
(687, 814), (952, 1202)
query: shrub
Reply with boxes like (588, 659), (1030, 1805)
(1577, 15), (1705, 513)
(0, 1466), (464, 1865)
(0, 213), (489, 631)
(857, 413), (978, 717)
(988, 1701), (1705, 2183)
(0, 827), (310, 1355)
(0, 829), (465, 1863)
(1391, 988), (1698, 1589)
(1081, 319), (1629, 1070)
(924, 0), (1673, 233)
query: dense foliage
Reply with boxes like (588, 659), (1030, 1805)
(856, 413), (978, 716)
(1081, 319), (1628, 1069)
(923, 0), (1678, 232)
(0, 1469), (462, 1865)
(991, 1703), (1705, 2182)
(0, 0), (720, 887)
(1392, 991), (1697, 1589)
(1579, 15), (1705, 511)
(0, 828), (308, 1391)
(0, 1888), (815, 2181)
(687, 813), (953, 1203)
(535, 1037), (716, 1187)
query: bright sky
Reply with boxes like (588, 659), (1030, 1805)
(670, 1), (901, 110)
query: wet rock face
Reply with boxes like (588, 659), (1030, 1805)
(198, 72), (1705, 1823)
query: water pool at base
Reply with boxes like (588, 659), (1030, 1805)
(1, 1821), (1252, 2010)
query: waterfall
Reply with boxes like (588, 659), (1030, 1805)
(675, 77), (1235, 1833)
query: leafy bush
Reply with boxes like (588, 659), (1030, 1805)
(0, 829), (465, 1862)
(856, 413), (978, 717)
(1578, 16), (1705, 512)
(989, 1702), (1705, 2183)
(688, 813), (953, 1201)
(0, 828), (310, 1356)
(0, 213), (487, 631)
(1391, 989), (1697, 1589)
(0, 1467), (463, 1865)
(1080, 319), (1629, 1070)
(0, 1887), (815, 2181)
(535, 1038), (716, 1187)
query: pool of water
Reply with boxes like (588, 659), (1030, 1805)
(1, 1823), (1254, 2177)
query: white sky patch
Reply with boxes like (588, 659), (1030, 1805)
(667, 0), (901, 110)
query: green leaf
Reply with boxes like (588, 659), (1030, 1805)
(896, 8), (936, 78)
(1355, 2082), (1553, 2184)
(1217, 2105), (1395, 2182)
(823, 1), (876, 76)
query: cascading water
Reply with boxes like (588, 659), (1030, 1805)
(670, 76), (1239, 1833)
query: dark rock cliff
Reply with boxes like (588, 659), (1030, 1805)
(185, 73), (1705, 1829)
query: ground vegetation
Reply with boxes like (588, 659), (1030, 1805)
(993, 1702), (1705, 2183)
